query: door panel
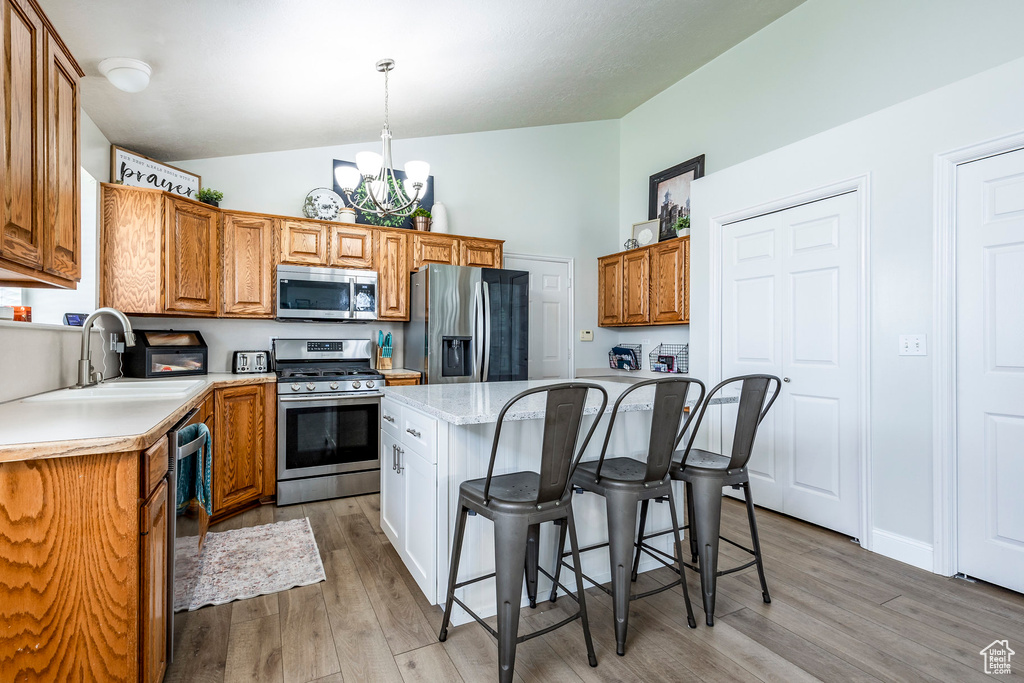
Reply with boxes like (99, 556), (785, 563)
(214, 385), (264, 513)
(377, 230), (409, 320)
(650, 240), (686, 323)
(140, 479), (168, 683)
(165, 198), (219, 314)
(43, 35), (79, 281)
(460, 238), (501, 268)
(279, 220), (328, 265)
(221, 213), (273, 316)
(504, 256), (572, 379)
(598, 254), (623, 326)
(403, 443), (435, 598)
(380, 430), (404, 543)
(956, 148), (1024, 592)
(329, 224), (373, 268)
(411, 233), (459, 270)
(622, 249), (649, 324)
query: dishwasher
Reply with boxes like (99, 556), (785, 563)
(166, 406), (210, 663)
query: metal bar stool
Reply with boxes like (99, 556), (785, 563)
(633, 374), (781, 626)
(438, 383), (608, 683)
(551, 377), (705, 655)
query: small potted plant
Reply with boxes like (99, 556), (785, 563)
(196, 187), (224, 207)
(673, 214), (690, 237)
(411, 206), (431, 231)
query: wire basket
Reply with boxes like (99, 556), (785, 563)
(649, 344), (688, 373)
(608, 344), (643, 371)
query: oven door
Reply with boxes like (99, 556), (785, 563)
(277, 394), (381, 480)
(277, 270), (354, 320)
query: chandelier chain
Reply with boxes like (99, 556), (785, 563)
(383, 66), (390, 131)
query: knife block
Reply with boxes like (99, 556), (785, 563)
(376, 347), (393, 370)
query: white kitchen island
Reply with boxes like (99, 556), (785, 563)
(380, 379), (734, 626)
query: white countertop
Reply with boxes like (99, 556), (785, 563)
(383, 379), (735, 426)
(0, 373), (275, 454)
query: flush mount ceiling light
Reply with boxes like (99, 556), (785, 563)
(334, 59), (429, 219)
(98, 57), (152, 93)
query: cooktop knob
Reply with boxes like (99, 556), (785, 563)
(306, 382), (316, 391)
(330, 382), (339, 390)
(291, 383), (301, 392)
(366, 380), (375, 389)
(352, 380), (362, 389)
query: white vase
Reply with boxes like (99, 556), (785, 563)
(431, 202), (449, 233)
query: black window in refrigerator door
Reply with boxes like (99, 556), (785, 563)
(482, 269), (529, 381)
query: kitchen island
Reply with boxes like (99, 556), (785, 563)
(381, 379), (736, 626)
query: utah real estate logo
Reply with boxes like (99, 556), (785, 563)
(980, 640), (1014, 675)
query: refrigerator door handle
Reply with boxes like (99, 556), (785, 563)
(482, 283), (492, 381)
(474, 281), (485, 382)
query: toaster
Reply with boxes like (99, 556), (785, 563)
(232, 350), (268, 374)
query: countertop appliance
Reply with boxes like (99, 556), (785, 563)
(273, 338), (384, 505)
(232, 350), (268, 374)
(276, 264), (378, 321)
(123, 330), (208, 378)
(406, 264), (529, 384)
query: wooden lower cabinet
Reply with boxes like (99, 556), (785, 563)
(598, 236), (689, 327)
(221, 212), (274, 317)
(140, 479), (169, 683)
(213, 384), (266, 517)
(377, 229), (410, 320)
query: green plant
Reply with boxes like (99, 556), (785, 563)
(410, 207), (432, 219)
(672, 214), (690, 232)
(197, 187), (224, 203)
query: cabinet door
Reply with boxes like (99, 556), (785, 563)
(100, 185), (164, 313)
(377, 229), (410, 320)
(650, 239), (686, 324)
(380, 430), (404, 544)
(164, 197), (220, 314)
(622, 248), (650, 324)
(328, 224), (374, 268)
(459, 238), (502, 268)
(402, 443), (436, 599)
(221, 213), (273, 317)
(279, 219), (328, 265)
(214, 385), (265, 514)
(410, 233), (459, 270)
(0, 0), (45, 270)
(42, 34), (79, 282)
(597, 254), (623, 326)
(140, 479), (169, 683)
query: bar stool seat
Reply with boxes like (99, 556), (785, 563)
(680, 449), (747, 484)
(459, 472), (547, 511)
(572, 457), (648, 487)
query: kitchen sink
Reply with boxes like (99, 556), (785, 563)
(24, 379), (206, 403)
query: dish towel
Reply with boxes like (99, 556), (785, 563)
(176, 423), (212, 516)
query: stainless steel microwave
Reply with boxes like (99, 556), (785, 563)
(276, 264), (378, 321)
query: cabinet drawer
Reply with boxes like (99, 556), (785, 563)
(141, 436), (169, 498)
(401, 407), (436, 462)
(381, 401), (402, 437)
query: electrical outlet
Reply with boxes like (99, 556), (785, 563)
(579, 330), (594, 342)
(899, 334), (927, 356)
(115, 342), (125, 354)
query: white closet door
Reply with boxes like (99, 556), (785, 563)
(956, 148), (1024, 593)
(721, 192), (861, 536)
(503, 255), (572, 379)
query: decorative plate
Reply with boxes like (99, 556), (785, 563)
(302, 188), (344, 221)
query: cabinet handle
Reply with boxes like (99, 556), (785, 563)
(406, 428), (421, 438)
(397, 447), (404, 474)
(383, 414), (395, 423)
(392, 444), (398, 471)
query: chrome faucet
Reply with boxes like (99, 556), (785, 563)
(75, 308), (136, 388)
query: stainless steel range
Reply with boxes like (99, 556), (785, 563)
(274, 338), (384, 505)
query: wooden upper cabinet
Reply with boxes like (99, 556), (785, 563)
(460, 237), (502, 269)
(214, 384), (265, 515)
(1, 0), (45, 271)
(328, 224), (374, 268)
(140, 479), (169, 683)
(598, 254), (623, 326)
(410, 233), (459, 270)
(221, 212), (274, 317)
(164, 197), (219, 315)
(42, 32), (79, 281)
(623, 249), (650, 324)
(377, 229), (409, 320)
(100, 184), (165, 314)
(279, 219), (328, 266)
(650, 239), (687, 324)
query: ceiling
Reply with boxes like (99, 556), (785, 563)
(41, 0), (803, 161)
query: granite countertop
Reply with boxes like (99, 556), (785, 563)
(0, 373), (276, 462)
(383, 379), (736, 426)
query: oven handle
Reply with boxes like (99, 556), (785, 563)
(279, 393), (384, 404)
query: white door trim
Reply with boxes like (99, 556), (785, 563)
(503, 252), (575, 379)
(707, 174), (872, 549)
(932, 129), (1024, 577)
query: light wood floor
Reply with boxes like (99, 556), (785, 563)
(166, 494), (1024, 682)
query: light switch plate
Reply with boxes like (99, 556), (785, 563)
(899, 334), (927, 356)
(579, 330), (594, 342)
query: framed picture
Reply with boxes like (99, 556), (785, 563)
(648, 154), (705, 242)
(110, 145), (200, 199)
(631, 219), (659, 248)
(332, 159), (434, 230)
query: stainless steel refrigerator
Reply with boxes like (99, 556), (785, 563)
(406, 264), (529, 383)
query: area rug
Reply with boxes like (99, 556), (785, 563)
(174, 518), (325, 612)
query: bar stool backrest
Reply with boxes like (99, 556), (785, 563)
(482, 383), (609, 507)
(591, 377), (706, 484)
(680, 374), (781, 471)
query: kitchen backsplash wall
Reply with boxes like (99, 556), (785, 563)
(0, 322), (106, 403)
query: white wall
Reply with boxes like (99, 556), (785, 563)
(173, 120), (620, 369)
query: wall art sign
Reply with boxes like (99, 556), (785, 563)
(111, 145), (201, 199)
(648, 154), (705, 242)
(332, 159), (434, 231)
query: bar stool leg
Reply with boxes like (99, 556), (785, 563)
(566, 505), (598, 668)
(742, 481), (771, 604)
(524, 523), (540, 608)
(667, 489), (697, 629)
(439, 504), (470, 641)
(690, 475), (724, 626)
(493, 516), (530, 683)
(685, 481), (698, 562)
(549, 519), (568, 603)
(631, 499), (650, 582)
(605, 490), (639, 655)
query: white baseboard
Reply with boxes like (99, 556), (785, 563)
(871, 528), (934, 572)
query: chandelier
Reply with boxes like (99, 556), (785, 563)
(334, 59), (429, 219)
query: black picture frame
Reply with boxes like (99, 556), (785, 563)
(648, 154), (705, 242)
(332, 159), (434, 231)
